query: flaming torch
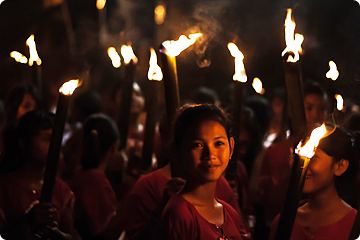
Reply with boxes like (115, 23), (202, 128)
(10, 51), (28, 64)
(97, 0), (107, 45)
(118, 44), (138, 150)
(26, 34), (43, 96)
(281, 8), (306, 139)
(108, 47), (121, 68)
(141, 48), (163, 171)
(275, 124), (328, 240)
(252, 77), (265, 95)
(159, 33), (202, 176)
(335, 94), (344, 111)
(326, 61), (339, 81)
(41, 79), (81, 203)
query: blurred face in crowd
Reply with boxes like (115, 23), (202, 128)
(304, 94), (326, 126)
(16, 93), (36, 121)
(181, 120), (234, 184)
(31, 129), (52, 166)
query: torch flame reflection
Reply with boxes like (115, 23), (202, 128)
(148, 48), (163, 81)
(252, 77), (265, 94)
(335, 94), (343, 111)
(10, 51), (28, 64)
(281, 9), (304, 63)
(227, 42), (247, 83)
(121, 45), (138, 65)
(107, 47), (121, 68)
(26, 35), (42, 66)
(59, 79), (81, 95)
(161, 33), (202, 57)
(155, 4), (166, 25)
(96, 0), (106, 10)
(295, 124), (327, 159)
(326, 61), (339, 81)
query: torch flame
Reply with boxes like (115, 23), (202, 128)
(335, 94), (344, 111)
(121, 45), (138, 65)
(252, 77), (265, 94)
(148, 48), (163, 81)
(295, 124), (328, 159)
(281, 9), (304, 63)
(107, 47), (121, 68)
(59, 79), (81, 95)
(26, 35), (42, 66)
(10, 51), (28, 64)
(155, 4), (166, 25)
(326, 61), (339, 81)
(96, 0), (106, 10)
(227, 42), (247, 83)
(161, 33), (202, 57)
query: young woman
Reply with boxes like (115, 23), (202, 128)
(269, 126), (358, 240)
(69, 114), (119, 239)
(0, 110), (75, 240)
(160, 104), (244, 240)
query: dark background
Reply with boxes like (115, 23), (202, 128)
(1, 0), (360, 108)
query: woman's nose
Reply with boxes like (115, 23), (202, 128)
(201, 144), (215, 160)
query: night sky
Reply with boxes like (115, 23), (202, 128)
(1, 0), (360, 108)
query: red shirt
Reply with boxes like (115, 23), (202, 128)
(268, 209), (357, 240)
(126, 169), (250, 239)
(69, 168), (117, 234)
(161, 194), (243, 240)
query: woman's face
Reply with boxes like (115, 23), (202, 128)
(31, 129), (52, 166)
(181, 120), (234, 184)
(303, 148), (338, 195)
(16, 93), (36, 121)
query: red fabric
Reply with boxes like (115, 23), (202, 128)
(126, 169), (250, 239)
(69, 169), (117, 234)
(161, 194), (243, 240)
(268, 208), (357, 240)
(0, 173), (73, 222)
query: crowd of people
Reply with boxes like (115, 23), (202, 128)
(0, 80), (358, 240)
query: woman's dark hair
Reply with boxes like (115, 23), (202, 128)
(81, 114), (119, 170)
(0, 110), (54, 175)
(5, 85), (42, 124)
(317, 126), (358, 205)
(172, 104), (232, 152)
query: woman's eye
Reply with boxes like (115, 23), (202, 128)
(215, 141), (225, 146)
(192, 143), (202, 148)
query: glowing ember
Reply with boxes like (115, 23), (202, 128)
(155, 4), (166, 25)
(252, 77), (265, 94)
(227, 42), (247, 83)
(161, 33), (202, 57)
(148, 48), (163, 81)
(121, 45), (138, 64)
(107, 47), (121, 68)
(59, 79), (81, 95)
(326, 61), (339, 81)
(295, 124), (327, 159)
(26, 35), (42, 66)
(10, 51), (28, 64)
(96, 0), (106, 10)
(281, 9), (304, 63)
(335, 94), (344, 111)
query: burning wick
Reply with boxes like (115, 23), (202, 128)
(335, 94), (344, 111)
(10, 51), (28, 64)
(59, 79), (81, 95)
(326, 60), (339, 81)
(26, 35), (42, 66)
(160, 33), (202, 57)
(281, 9), (304, 63)
(121, 45), (138, 65)
(148, 48), (163, 81)
(227, 42), (247, 83)
(295, 124), (328, 159)
(252, 77), (265, 94)
(108, 47), (121, 68)
(155, 4), (166, 25)
(96, 0), (106, 9)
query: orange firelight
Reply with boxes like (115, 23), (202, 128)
(121, 45), (138, 65)
(227, 42), (247, 83)
(59, 79), (81, 95)
(107, 47), (121, 68)
(281, 9), (304, 63)
(148, 48), (163, 81)
(26, 35), (42, 66)
(252, 77), (265, 94)
(161, 33), (202, 57)
(295, 124), (328, 159)
(335, 94), (343, 111)
(96, 0), (106, 10)
(10, 51), (28, 64)
(326, 61), (339, 81)
(155, 4), (166, 25)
